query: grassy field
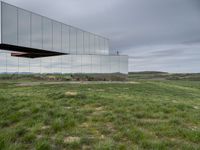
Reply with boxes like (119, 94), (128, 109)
(0, 73), (200, 149)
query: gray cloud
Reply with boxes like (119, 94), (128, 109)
(3, 0), (200, 72)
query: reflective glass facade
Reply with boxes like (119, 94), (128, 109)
(0, 2), (128, 74)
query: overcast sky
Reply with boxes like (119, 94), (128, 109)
(4, 0), (200, 73)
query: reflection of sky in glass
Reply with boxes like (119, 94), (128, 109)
(62, 25), (70, 53)
(77, 30), (84, 54)
(62, 55), (71, 73)
(82, 55), (92, 73)
(52, 56), (61, 73)
(71, 55), (82, 73)
(84, 32), (90, 54)
(92, 55), (101, 73)
(0, 52), (7, 73)
(7, 53), (19, 73)
(43, 18), (53, 51)
(2, 3), (18, 45)
(70, 27), (77, 54)
(32, 14), (42, 49)
(89, 34), (95, 55)
(19, 58), (29, 73)
(111, 56), (119, 73)
(53, 21), (62, 52)
(95, 35), (99, 55)
(101, 56), (110, 73)
(2, 2), (111, 55)
(0, 50), (128, 74)
(18, 9), (31, 47)
(120, 56), (128, 74)
(30, 58), (41, 73)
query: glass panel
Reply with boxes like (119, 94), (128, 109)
(101, 56), (110, 73)
(19, 57), (30, 73)
(89, 34), (95, 54)
(77, 30), (84, 54)
(2, 2), (18, 45)
(92, 55), (101, 73)
(82, 55), (91, 73)
(83, 32), (90, 54)
(105, 39), (109, 54)
(94, 35), (99, 54)
(53, 21), (61, 52)
(100, 37), (105, 55)
(52, 56), (61, 73)
(31, 14), (42, 49)
(78, 55), (82, 73)
(41, 57), (51, 73)
(30, 58), (41, 73)
(62, 55), (71, 74)
(111, 56), (119, 73)
(98, 37), (102, 54)
(71, 55), (81, 73)
(120, 56), (128, 74)
(61, 25), (70, 53)
(107, 56), (111, 73)
(43, 18), (52, 50)
(0, 51), (7, 73)
(71, 55), (75, 73)
(100, 56), (105, 73)
(71, 55), (82, 73)
(18, 9), (31, 47)
(7, 53), (19, 73)
(69, 27), (77, 54)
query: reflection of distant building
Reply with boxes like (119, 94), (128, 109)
(0, 2), (128, 74)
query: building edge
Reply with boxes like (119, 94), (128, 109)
(0, 1), (2, 44)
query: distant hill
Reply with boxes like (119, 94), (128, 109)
(128, 71), (200, 81)
(129, 71), (168, 74)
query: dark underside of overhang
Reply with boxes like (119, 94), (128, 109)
(0, 44), (66, 58)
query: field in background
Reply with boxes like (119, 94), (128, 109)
(0, 73), (127, 82)
(0, 73), (200, 149)
(128, 71), (200, 81)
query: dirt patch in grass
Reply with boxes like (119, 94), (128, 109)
(37, 134), (43, 139)
(65, 91), (78, 97)
(92, 106), (106, 116)
(64, 136), (80, 143)
(95, 89), (105, 92)
(65, 91), (87, 99)
(138, 118), (167, 124)
(193, 106), (199, 110)
(106, 123), (116, 133)
(95, 107), (104, 111)
(185, 123), (199, 131)
(80, 105), (106, 117)
(82, 145), (91, 150)
(172, 100), (179, 103)
(16, 82), (40, 87)
(41, 125), (50, 130)
(63, 106), (72, 109)
(82, 104), (104, 111)
(128, 81), (140, 84)
(80, 122), (90, 128)
(100, 134), (105, 139)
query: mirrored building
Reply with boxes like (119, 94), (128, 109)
(0, 2), (128, 74)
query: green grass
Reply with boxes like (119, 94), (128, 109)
(0, 75), (200, 149)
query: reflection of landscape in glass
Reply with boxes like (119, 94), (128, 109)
(0, 2), (128, 74)
(0, 50), (128, 74)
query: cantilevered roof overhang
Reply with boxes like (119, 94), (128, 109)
(0, 44), (66, 58)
